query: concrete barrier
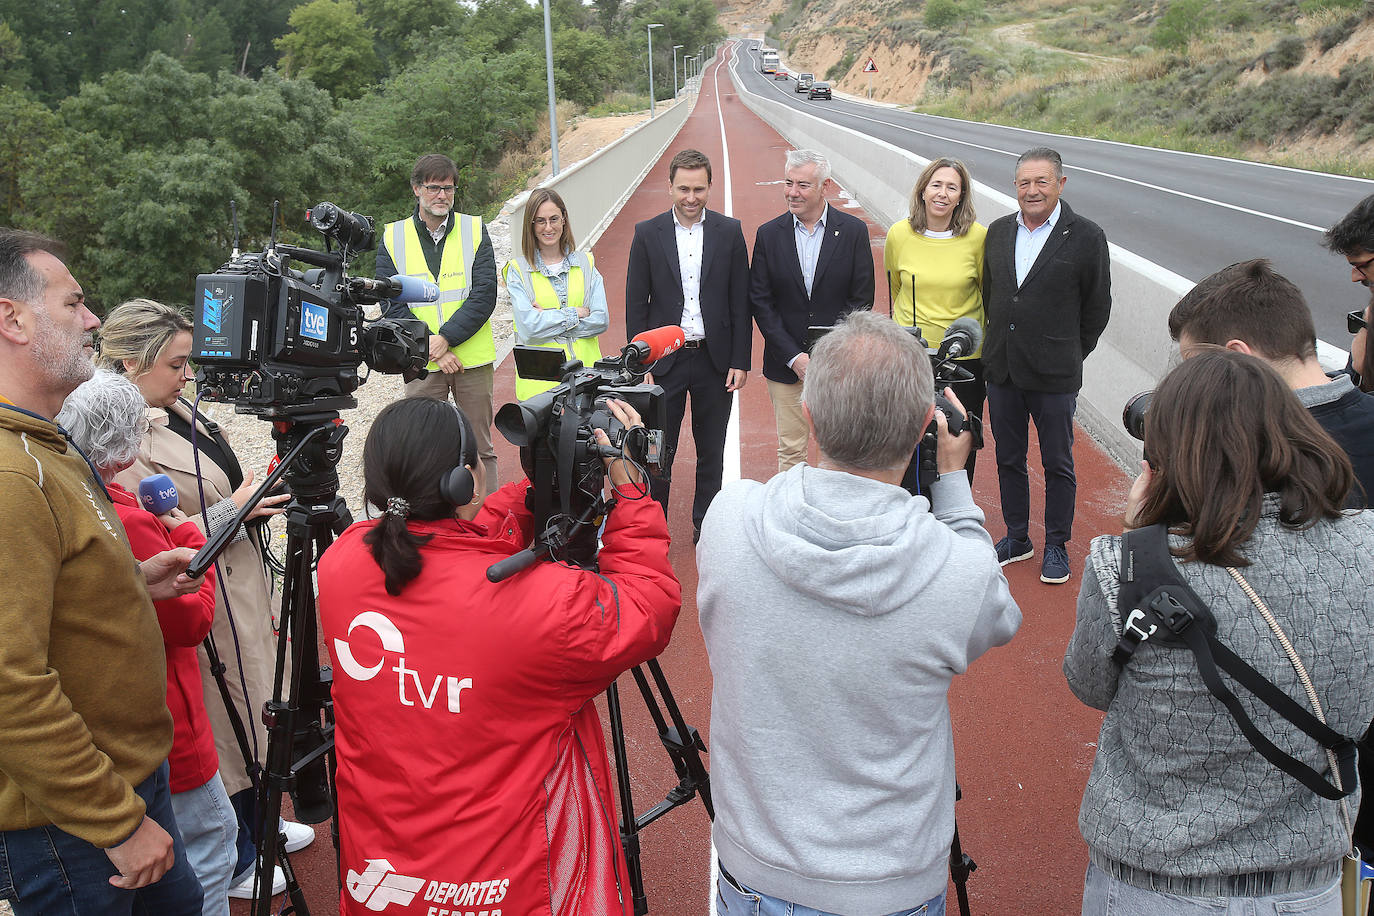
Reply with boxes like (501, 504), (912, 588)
(730, 61), (1197, 468)
(509, 95), (695, 250)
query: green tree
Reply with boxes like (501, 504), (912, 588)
(276, 0), (381, 99)
(20, 54), (357, 310)
(343, 45), (545, 218)
(0, 22), (31, 89)
(553, 29), (623, 106)
(357, 0), (460, 70)
(0, 87), (57, 226)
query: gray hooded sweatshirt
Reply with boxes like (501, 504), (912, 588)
(698, 465), (1021, 915)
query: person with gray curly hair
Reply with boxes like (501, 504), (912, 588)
(698, 311), (1020, 916)
(59, 369), (240, 916)
(56, 368), (149, 480)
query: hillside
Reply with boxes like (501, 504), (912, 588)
(719, 0), (1374, 175)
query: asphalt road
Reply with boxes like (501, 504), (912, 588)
(734, 42), (1374, 346)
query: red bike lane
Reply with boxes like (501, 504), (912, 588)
(251, 41), (1132, 916)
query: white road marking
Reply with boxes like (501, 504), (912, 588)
(714, 46), (742, 487)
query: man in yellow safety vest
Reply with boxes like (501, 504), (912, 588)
(378, 153), (499, 496)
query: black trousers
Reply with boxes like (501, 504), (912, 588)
(652, 347), (732, 530)
(986, 381), (1077, 547)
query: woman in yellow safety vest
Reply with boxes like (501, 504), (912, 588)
(504, 188), (609, 399)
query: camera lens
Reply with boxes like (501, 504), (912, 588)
(1122, 390), (1153, 442)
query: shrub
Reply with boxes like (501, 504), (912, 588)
(925, 0), (961, 30)
(1268, 35), (1306, 70)
(1152, 0), (1211, 51)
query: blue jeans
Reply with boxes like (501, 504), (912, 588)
(717, 867), (945, 916)
(0, 761), (204, 915)
(986, 382), (1077, 546)
(1081, 863), (1340, 915)
(169, 773), (237, 916)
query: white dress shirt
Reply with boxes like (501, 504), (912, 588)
(674, 209), (706, 340)
(1014, 201), (1061, 287)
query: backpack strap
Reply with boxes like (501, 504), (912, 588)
(1114, 525), (1357, 801)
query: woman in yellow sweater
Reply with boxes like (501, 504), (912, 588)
(884, 157), (986, 480)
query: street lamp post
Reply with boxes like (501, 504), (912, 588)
(672, 44), (683, 99)
(647, 23), (663, 117)
(541, 0), (559, 175)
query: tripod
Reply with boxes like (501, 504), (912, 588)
(486, 468), (712, 915)
(250, 411), (351, 916)
(605, 659), (713, 915)
(191, 410), (351, 916)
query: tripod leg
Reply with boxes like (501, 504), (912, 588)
(605, 682), (649, 915)
(643, 659), (712, 819)
(949, 821), (976, 916)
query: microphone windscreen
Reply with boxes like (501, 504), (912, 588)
(944, 316), (983, 350)
(138, 473), (179, 515)
(393, 275), (440, 303)
(630, 325), (687, 362)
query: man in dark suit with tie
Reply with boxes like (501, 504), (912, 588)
(982, 147), (1111, 585)
(626, 148), (751, 542)
(750, 149), (875, 473)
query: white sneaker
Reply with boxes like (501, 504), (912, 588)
(228, 865), (287, 899)
(280, 818), (316, 853)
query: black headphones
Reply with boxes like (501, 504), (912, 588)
(438, 403), (478, 507)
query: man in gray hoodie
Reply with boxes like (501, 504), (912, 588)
(698, 311), (1021, 916)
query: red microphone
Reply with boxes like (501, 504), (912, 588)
(629, 325), (687, 363)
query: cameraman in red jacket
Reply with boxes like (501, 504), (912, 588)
(318, 395), (681, 916)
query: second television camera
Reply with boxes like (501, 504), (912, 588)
(192, 202), (432, 416)
(486, 327), (682, 581)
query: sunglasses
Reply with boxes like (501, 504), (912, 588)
(1348, 309), (1369, 335)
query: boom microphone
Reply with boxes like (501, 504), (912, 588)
(138, 473), (179, 515)
(348, 275), (441, 303)
(627, 325), (687, 364)
(937, 317), (983, 361)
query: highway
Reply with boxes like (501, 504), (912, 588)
(733, 42), (1374, 346)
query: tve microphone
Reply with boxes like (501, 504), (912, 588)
(139, 474), (179, 514)
(937, 317), (983, 361)
(628, 325), (687, 364)
(349, 275), (440, 303)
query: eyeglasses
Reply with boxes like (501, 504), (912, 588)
(1348, 309), (1369, 334)
(420, 184), (455, 195)
(532, 215), (563, 228)
(1351, 253), (1374, 276)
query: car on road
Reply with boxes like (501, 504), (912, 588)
(774, 68), (789, 81)
(809, 81), (831, 100)
(796, 73), (814, 92)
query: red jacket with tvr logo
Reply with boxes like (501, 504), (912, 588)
(317, 479), (680, 916)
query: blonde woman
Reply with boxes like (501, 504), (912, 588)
(884, 157), (987, 481)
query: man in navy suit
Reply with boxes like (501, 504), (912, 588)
(982, 147), (1111, 585)
(626, 148), (751, 542)
(750, 149), (875, 473)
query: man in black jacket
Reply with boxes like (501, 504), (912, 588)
(982, 147), (1111, 585)
(750, 149), (874, 473)
(1168, 258), (1374, 506)
(626, 149), (751, 541)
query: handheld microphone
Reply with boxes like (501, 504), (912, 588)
(138, 474), (179, 515)
(349, 275), (441, 303)
(627, 325), (687, 364)
(937, 317), (983, 361)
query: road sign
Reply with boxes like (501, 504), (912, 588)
(863, 58), (877, 72)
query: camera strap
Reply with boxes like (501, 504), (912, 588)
(1113, 524), (1357, 801)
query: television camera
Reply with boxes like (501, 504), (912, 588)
(486, 326), (682, 582)
(191, 201), (431, 417)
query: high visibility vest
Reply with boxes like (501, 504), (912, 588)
(504, 252), (604, 399)
(383, 215), (495, 369)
